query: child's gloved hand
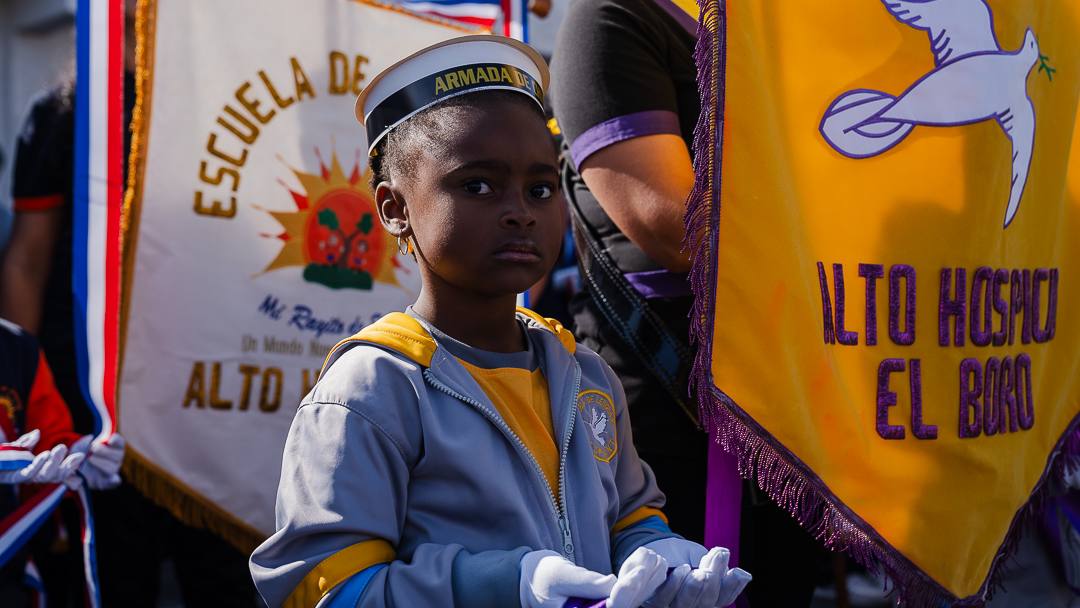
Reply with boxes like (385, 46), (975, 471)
(715, 565), (751, 607)
(642, 546), (752, 608)
(71, 433), (125, 490)
(35, 443), (86, 487)
(520, 550), (617, 608)
(0, 429), (42, 484)
(607, 546), (668, 608)
(2, 429), (41, 451)
(0, 432), (85, 487)
(642, 538), (708, 568)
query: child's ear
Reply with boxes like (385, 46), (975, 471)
(375, 181), (410, 238)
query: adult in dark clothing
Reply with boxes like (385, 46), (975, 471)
(0, 318), (127, 606)
(3, 84), (90, 434)
(551, 0), (826, 605)
(2, 82), (100, 608)
(1, 79), (257, 606)
(0, 318), (84, 607)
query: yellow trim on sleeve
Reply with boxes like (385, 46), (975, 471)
(612, 506), (670, 534)
(321, 312), (437, 374)
(516, 307), (577, 354)
(283, 539), (395, 608)
(321, 309), (577, 375)
(356, 316), (437, 366)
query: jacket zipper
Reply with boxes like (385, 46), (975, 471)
(424, 367), (579, 560)
(557, 365), (582, 558)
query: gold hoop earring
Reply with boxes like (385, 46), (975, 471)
(397, 235), (412, 255)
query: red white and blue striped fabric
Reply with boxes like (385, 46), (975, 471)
(66, 0), (124, 602)
(0, 483), (100, 608)
(0, 439), (69, 581)
(0, 484), (67, 567)
(397, 0), (502, 29)
(0, 445), (35, 472)
(0, 0), (122, 600)
(73, 0), (123, 442)
(24, 559), (47, 608)
(393, 1), (530, 43)
(500, 0), (528, 41)
(74, 485), (101, 608)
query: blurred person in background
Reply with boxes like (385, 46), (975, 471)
(0, 317), (125, 607)
(0, 10), (258, 606)
(1, 66), (102, 608)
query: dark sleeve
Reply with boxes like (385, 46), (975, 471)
(12, 91), (73, 211)
(551, 0), (683, 169)
(0, 321), (40, 441)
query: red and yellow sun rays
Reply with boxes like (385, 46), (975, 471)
(262, 149), (400, 289)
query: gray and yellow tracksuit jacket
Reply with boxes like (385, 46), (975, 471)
(250, 309), (678, 607)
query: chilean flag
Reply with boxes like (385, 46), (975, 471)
(500, 0), (528, 41)
(397, 0), (503, 30)
(395, 0), (530, 42)
(0, 0), (129, 602)
(73, 0), (122, 440)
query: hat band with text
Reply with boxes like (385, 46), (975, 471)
(365, 62), (544, 153)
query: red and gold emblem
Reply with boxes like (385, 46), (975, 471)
(262, 149), (402, 290)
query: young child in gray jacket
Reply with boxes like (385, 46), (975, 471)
(249, 35), (750, 608)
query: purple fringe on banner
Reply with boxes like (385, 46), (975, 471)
(680, 1), (1080, 606)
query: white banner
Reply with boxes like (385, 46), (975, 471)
(122, 0), (466, 542)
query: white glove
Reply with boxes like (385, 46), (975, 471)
(644, 538), (709, 569)
(644, 564), (692, 608)
(0, 430), (43, 484)
(643, 544), (752, 608)
(38, 443), (86, 488)
(641, 538), (710, 608)
(607, 547), (669, 608)
(71, 434), (125, 490)
(0, 431), (85, 487)
(706, 549), (751, 608)
(520, 550), (616, 608)
(0, 429), (41, 452)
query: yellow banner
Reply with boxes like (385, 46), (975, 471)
(693, 0), (1080, 601)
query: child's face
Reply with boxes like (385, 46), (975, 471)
(391, 99), (564, 299)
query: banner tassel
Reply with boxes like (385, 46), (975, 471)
(122, 450), (263, 554)
(681, 2), (1080, 606)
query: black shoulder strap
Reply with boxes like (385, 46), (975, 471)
(562, 157), (699, 427)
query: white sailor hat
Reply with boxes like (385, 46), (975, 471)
(355, 35), (549, 155)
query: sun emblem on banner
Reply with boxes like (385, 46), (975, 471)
(261, 149), (401, 290)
